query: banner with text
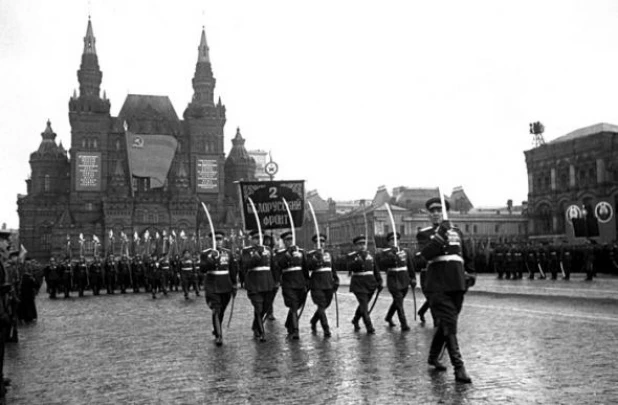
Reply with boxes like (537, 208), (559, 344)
(76, 152), (101, 191)
(196, 157), (218, 193)
(239, 180), (305, 231)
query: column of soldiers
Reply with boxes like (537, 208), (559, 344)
(489, 239), (618, 281)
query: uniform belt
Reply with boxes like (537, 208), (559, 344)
(282, 266), (302, 273)
(313, 267), (332, 273)
(208, 270), (229, 275)
(181, 268), (194, 271)
(250, 266), (270, 272)
(352, 271), (374, 276)
(428, 254), (464, 264)
(387, 266), (408, 272)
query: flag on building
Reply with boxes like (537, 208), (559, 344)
(126, 130), (178, 188)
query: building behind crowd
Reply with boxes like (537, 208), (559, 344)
(17, 19), (258, 261)
(525, 123), (618, 244)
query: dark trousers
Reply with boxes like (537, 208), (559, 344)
(248, 290), (271, 335)
(352, 291), (375, 331)
(385, 287), (409, 326)
(282, 287), (307, 333)
(181, 272), (199, 297)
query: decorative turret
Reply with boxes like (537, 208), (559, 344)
(28, 120), (70, 195)
(224, 128), (256, 199)
(69, 17), (110, 114)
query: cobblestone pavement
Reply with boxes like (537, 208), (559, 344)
(4, 281), (618, 404)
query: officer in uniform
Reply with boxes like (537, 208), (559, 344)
(157, 254), (171, 297)
(494, 244), (504, 279)
(61, 257), (73, 298)
(262, 234), (278, 321)
(378, 232), (416, 331)
(274, 231), (309, 339)
(548, 244), (559, 280)
(306, 233), (339, 337)
(131, 256), (145, 293)
(118, 255), (132, 294)
(240, 230), (277, 341)
(89, 256), (103, 296)
(559, 241), (572, 280)
(347, 235), (382, 334)
(200, 231), (238, 346)
(75, 257), (88, 297)
(415, 197), (475, 384)
(43, 257), (61, 299)
(149, 254), (161, 299)
(180, 250), (199, 299)
(104, 254), (117, 294)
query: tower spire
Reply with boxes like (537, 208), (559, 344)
(83, 16), (97, 55)
(198, 27), (210, 63)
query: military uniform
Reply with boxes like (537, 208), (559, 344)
(131, 257), (145, 293)
(180, 253), (200, 299)
(89, 258), (103, 295)
(377, 232), (416, 331)
(416, 197), (474, 383)
(559, 243), (572, 280)
(494, 245), (505, 279)
(240, 231), (277, 341)
(75, 259), (88, 297)
(347, 235), (382, 334)
(157, 256), (172, 297)
(43, 258), (61, 299)
(274, 231), (309, 339)
(200, 232), (238, 346)
(104, 255), (117, 294)
(306, 243), (339, 337)
(61, 258), (73, 298)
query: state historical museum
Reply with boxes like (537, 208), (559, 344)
(18, 19), (257, 261)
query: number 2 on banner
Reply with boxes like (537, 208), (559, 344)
(269, 187), (278, 199)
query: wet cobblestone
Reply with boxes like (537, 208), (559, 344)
(4, 282), (618, 404)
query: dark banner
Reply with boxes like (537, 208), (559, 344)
(239, 180), (305, 231)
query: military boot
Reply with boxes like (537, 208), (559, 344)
(213, 312), (223, 346)
(320, 311), (331, 337)
(445, 334), (472, 383)
(310, 312), (318, 333)
(427, 330), (447, 371)
(385, 304), (396, 327)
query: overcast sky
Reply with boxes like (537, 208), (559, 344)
(2, 0), (618, 229)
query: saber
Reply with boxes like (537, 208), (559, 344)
(524, 261), (532, 277)
(537, 263), (546, 278)
(368, 287), (381, 314)
(307, 201), (321, 250)
(362, 208), (369, 250)
(281, 197), (296, 246)
(438, 186), (449, 221)
(227, 294), (235, 328)
(335, 291), (339, 328)
(201, 202), (218, 254)
(385, 203), (398, 248)
(559, 262), (566, 278)
(247, 197), (263, 246)
(412, 285), (417, 321)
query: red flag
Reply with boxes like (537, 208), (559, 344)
(126, 131), (177, 188)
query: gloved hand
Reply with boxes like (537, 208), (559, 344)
(437, 220), (452, 239)
(333, 282), (339, 292)
(231, 285), (238, 297)
(410, 279), (417, 289)
(465, 272), (476, 289)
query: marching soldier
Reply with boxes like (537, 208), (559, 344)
(131, 256), (145, 293)
(180, 250), (200, 299)
(149, 254), (161, 299)
(274, 231), (309, 339)
(43, 257), (61, 299)
(75, 257), (88, 297)
(89, 256), (103, 296)
(548, 244), (559, 280)
(200, 231), (238, 346)
(378, 232), (416, 331)
(263, 234), (278, 321)
(494, 244), (504, 279)
(117, 255), (132, 294)
(240, 230), (277, 342)
(559, 241), (572, 280)
(158, 254), (171, 297)
(347, 235), (382, 334)
(513, 244), (524, 279)
(61, 257), (73, 298)
(525, 243), (536, 279)
(306, 233), (339, 337)
(416, 197), (475, 383)
(104, 254), (117, 294)
(504, 245), (513, 280)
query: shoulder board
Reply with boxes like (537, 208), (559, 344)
(276, 248), (287, 254)
(420, 226), (434, 232)
(241, 247), (253, 252)
(347, 251), (357, 257)
(307, 250), (316, 254)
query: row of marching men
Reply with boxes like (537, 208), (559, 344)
(491, 242), (600, 281)
(200, 228), (418, 347)
(42, 253), (206, 300)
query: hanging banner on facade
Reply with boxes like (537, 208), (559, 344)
(76, 152), (101, 191)
(125, 131), (177, 188)
(239, 180), (305, 230)
(196, 157), (218, 193)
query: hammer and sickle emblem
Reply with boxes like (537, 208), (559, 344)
(132, 136), (144, 148)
